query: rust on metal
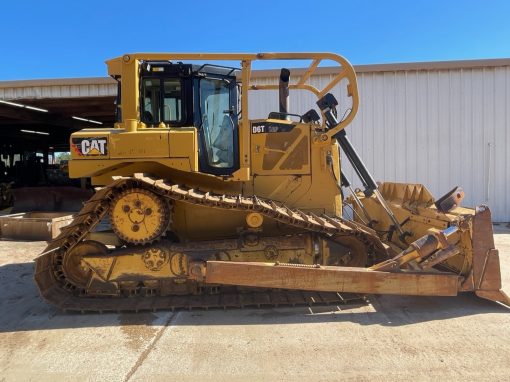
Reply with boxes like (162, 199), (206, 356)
(34, 174), (508, 312)
(35, 174), (376, 312)
(205, 261), (460, 296)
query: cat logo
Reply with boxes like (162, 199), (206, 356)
(72, 137), (108, 156)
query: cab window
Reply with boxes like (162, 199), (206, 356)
(141, 78), (182, 125)
(199, 78), (234, 168)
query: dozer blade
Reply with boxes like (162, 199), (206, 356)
(470, 207), (509, 305)
(194, 206), (508, 306)
(202, 261), (461, 297)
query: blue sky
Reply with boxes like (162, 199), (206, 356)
(2, 0), (510, 80)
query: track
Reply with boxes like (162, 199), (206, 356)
(34, 174), (388, 312)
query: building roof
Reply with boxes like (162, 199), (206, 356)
(1, 57), (509, 90)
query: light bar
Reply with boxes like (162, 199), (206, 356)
(20, 129), (50, 136)
(25, 105), (49, 112)
(0, 99), (48, 113)
(72, 116), (103, 125)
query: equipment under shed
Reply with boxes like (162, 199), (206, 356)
(0, 78), (116, 189)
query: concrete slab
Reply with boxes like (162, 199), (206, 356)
(0, 225), (509, 381)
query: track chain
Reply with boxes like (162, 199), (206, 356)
(34, 174), (386, 312)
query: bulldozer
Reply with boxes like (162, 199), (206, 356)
(35, 53), (509, 312)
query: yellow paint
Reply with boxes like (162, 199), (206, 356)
(110, 130), (169, 158)
(69, 52), (359, 237)
(110, 189), (167, 243)
(168, 129), (198, 171)
(61, 53), (501, 303)
(246, 213), (264, 228)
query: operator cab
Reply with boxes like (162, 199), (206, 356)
(138, 61), (239, 176)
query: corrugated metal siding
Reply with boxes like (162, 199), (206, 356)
(0, 64), (508, 220)
(0, 83), (117, 99)
(249, 66), (510, 221)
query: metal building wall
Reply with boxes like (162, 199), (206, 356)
(249, 64), (510, 222)
(0, 78), (117, 99)
(1, 62), (508, 220)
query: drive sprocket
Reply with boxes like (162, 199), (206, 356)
(109, 187), (170, 244)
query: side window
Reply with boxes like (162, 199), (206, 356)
(200, 78), (234, 168)
(141, 79), (160, 124)
(141, 78), (183, 125)
(163, 79), (182, 122)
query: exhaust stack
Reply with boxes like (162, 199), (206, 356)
(279, 68), (290, 115)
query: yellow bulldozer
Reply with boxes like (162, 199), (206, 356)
(35, 53), (508, 311)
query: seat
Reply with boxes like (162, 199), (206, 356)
(143, 111), (154, 124)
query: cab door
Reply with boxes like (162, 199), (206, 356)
(196, 77), (239, 176)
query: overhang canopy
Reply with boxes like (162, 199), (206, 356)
(0, 77), (117, 151)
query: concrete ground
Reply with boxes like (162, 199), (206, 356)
(0, 226), (509, 382)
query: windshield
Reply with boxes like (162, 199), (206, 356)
(200, 78), (234, 168)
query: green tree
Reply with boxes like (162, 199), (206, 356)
(55, 152), (71, 163)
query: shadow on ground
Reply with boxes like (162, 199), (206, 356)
(0, 261), (508, 334)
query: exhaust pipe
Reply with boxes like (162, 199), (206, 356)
(279, 68), (290, 115)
